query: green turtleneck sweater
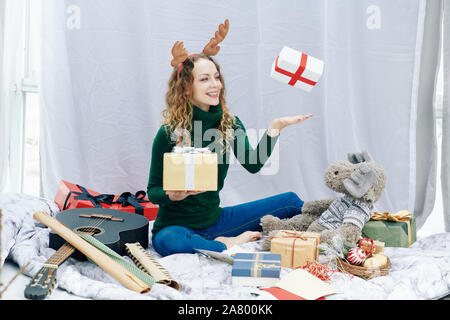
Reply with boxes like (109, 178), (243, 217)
(147, 104), (279, 236)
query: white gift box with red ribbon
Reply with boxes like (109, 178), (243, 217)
(270, 46), (324, 92)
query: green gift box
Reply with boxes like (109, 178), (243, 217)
(362, 216), (416, 248)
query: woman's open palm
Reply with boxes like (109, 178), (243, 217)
(268, 113), (312, 137)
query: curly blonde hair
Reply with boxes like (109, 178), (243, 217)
(162, 54), (236, 151)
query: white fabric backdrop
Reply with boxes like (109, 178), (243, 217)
(40, 0), (438, 226)
(0, 0), (7, 191)
(442, 0), (450, 231)
(414, 0), (443, 229)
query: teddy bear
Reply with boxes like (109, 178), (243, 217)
(260, 151), (387, 249)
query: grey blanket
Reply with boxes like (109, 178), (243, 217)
(1, 193), (449, 300)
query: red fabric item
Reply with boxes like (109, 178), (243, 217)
(53, 180), (158, 221)
(261, 287), (326, 300)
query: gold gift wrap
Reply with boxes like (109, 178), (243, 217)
(163, 151), (218, 191)
(373, 240), (385, 254)
(269, 230), (320, 268)
(363, 253), (388, 268)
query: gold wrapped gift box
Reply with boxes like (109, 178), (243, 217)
(269, 230), (320, 269)
(163, 150), (218, 191)
(373, 240), (385, 254)
(363, 253), (388, 268)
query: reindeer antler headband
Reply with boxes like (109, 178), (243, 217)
(171, 19), (230, 79)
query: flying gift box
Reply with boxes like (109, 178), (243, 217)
(53, 180), (158, 221)
(270, 46), (324, 92)
(163, 146), (218, 191)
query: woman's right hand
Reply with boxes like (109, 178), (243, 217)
(165, 190), (205, 201)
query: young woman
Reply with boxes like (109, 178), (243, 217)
(147, 22), (312, 256)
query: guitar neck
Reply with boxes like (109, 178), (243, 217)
(47, 230), (97, 266)
(24, 241), (76, 300)
(46, 242), (76, 266)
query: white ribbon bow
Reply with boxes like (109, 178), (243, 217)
(172, 146), (211, 154)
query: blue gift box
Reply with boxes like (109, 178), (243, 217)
(231, 253), (281, 287)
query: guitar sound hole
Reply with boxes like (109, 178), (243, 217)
(75, 226), (104, 236)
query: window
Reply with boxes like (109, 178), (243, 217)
(8, 0), (41, 196)
(23, 92), (40, 196)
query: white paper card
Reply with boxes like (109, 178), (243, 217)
(275, 268), (339, 300)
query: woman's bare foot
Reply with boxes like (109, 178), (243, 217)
(214, 231), (262, 249)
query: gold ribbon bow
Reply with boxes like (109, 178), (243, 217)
(371, 210), (413, 246)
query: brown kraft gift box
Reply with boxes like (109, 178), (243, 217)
(270, 230), (320, 268)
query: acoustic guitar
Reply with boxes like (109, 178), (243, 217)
(24, 208), (149, 300)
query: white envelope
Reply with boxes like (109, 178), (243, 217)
(275, 268), (339, 300)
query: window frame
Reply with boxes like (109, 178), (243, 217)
(8, 0), (40, 194)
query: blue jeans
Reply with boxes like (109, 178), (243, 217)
(151, 192), (304, 256)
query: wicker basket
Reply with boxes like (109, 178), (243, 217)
(336, 257), (390, 280)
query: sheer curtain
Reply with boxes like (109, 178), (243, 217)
(442, 0), (450, 231)
(0, 0), (7, 190)
(0, 0), (25, 192)
(40, 0), (440, 226)
(414, 0), (443, 229)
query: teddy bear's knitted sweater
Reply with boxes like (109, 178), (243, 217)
(317, 195), (373, 230)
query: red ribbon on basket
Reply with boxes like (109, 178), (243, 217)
(299, 261), (334, 282)
(274, 53), (317, 87)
